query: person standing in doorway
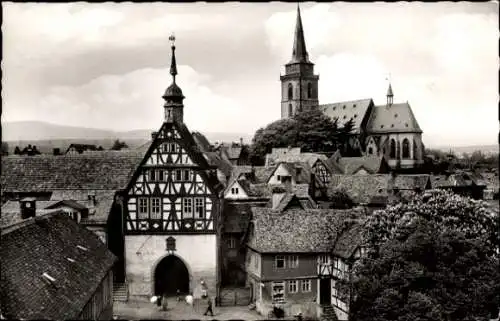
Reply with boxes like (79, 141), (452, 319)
(203, 296), (214, 316)
(161, 292), (168, 311)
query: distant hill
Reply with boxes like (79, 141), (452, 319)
(431, 144), (498, 156)
(1, 121), (253, 153)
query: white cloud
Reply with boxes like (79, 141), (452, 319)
(3, 65), (247, 133)
(264, 3), (499, 146)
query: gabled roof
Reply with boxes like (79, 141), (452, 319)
(366, 102), (422, 133)
(319, 98), (373, 133)
(268, 162), (313, 185)
(329, 174), (391, 205)
(271, 192), (316, 212)
(1, 151), (143, 193)
(204, 152), (233, 178)
(333, 223), (366, 259)
(1, 211), (116, 320)
(430, 172), (488, 188)
(248, 207), (366, 253)
(45, 200), (88, 210)
(328, 155), (388, 175)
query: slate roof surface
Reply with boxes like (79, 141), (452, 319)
(329, 156), (387, 175)
(390, 174), (431, 190)
(248, 207), (366, 254)
(0, 202), (58, 228)
(319, 98), (373, 133)
(1, 151), (143, 192)
(1, 211), (116, 320)
(333, 223), (366, 259)
(204, 152), (233, 178)
(430, 172), (487, 188)
(366, 103), (422, 133)
(266, 151), (329, 168)
(192, 131), (213, 152)
(223, 201), (268, 233)
(329, 174), (391, 204)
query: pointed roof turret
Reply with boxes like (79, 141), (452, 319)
(163, 34), (185, 103)
(289, 4), (310, 64)
(386, 83), (394, 106)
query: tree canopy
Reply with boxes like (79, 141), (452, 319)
(110, 139), (129, 151)
(249, 109), (356, 164)
(348, 190), (500, 321)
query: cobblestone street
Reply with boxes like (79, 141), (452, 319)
(113, 297), (278, 320)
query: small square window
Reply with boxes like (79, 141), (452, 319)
(276, 255), (285, 269)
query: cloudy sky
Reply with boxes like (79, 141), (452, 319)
(2, 2), (498, 146)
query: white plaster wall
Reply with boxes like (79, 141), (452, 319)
(268, 164), (294, 185)
(224, 181), (249, 200)
(125, 234), (217, 298)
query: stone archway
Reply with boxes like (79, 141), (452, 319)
(154, 255), (190, 296)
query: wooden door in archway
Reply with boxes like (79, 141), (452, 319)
(154, 255), (189, 296)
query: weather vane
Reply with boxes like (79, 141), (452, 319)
(169, 33), (176, 47)
(385, 73), (392, 83)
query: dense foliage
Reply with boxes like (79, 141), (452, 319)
(110, 139), (129, 151)
(327, 188), (355, 209)
(249, 109), (355, 164)
(348, 190), (500, 321)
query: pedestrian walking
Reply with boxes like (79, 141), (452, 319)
(203, 296), (214, 316)
(161, 292), (168, 311)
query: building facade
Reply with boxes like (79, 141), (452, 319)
(120, 36), (224, 300)
(280, 6), (425, 169)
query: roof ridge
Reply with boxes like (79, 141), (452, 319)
(319, 98), (372, 106)
(1, 209), (62, 235)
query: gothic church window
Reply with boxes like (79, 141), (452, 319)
(402, 139), (410, 159)
(307, 83), (313, 98)
(288, 83), (293, 100)
(368, 147), (373, 155)
(288, 104), (293, 118)
(390, 139), (396, 159)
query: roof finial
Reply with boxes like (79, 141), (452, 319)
(385, 73), (394, 106)
(169, 33), (177, 83)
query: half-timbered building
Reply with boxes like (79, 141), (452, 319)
(120, 36), (224, 300)
(245, 207), (367, 320)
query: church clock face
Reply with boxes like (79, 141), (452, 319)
(124, 123), (216, 234)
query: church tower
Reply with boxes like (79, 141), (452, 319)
(280, 4), (319, 119)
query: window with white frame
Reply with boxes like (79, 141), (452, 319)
(275, 255), (285, 269)
(151, 198), (161, 219)
(301, 279), (311, 292)
(288, 255), (299, 268)
(288, 280), (298, 293)
(195, 197), (204, 218)
(138, 198), (148, 219)
(272, 282), (285, 303)
(183, 198), (193, 218)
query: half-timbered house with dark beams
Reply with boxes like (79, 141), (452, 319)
(120, 35), (224, 301)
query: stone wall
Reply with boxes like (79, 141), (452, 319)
(125, 234), (217, 299)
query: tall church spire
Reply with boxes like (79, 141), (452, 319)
(163, 34), (185, 123)
(290, 4), (310, 64)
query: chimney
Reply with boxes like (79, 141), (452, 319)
(240, 137), (244, 146)
(271, 186), (287, 209)
(151, 131), (158, 140)
(20, 197), (36, 219)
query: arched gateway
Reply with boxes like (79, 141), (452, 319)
(154, 255), (190, 296)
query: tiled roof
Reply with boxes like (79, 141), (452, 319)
(366, 103), (422, 133)
(333, 223), (366, 259)
(248, 208), (366, 253)
(1, 151), (143, 192)
(1, 211), (116, 320)
(329, 156), (387, 175)
(204, 152), (233, 178)
(390, 174), (431, 190)
(430, 172), (487, 188)
(223, 201), (268, 233)
(266, 151), (329, 168)
(270, 192), (317, 212)
(319, 98), (373, 133)
(329, 174), (390, 205)
(225, 166), (276, 197)
(0, 202), (58, 228)
(50, 189), (117, 225)
(192, 131), (212, 152)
